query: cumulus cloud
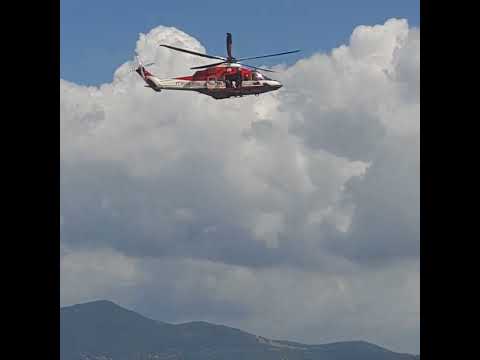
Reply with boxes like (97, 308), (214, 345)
(60, 18), (419, 353)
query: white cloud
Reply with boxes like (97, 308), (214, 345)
(60, 18), (419, 353)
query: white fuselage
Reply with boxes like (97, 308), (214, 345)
(143, 75), (282, 99)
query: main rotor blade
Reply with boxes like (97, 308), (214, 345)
(226, 33), (233, 59)
(237, 50), (300, 62)
(239, 63), (276, 73)
(160, 44), (226, 61)
(190, 61), (227, 70)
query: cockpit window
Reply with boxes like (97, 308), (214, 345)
(252, 71), (272, 81)
(252, 72), (263, 80)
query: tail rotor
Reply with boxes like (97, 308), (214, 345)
(131, 55), (156, 79)
(136, 56), (145, 78)
(113, 55), (158, 90)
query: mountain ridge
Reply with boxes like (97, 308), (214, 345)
(61, 300), (419, 360)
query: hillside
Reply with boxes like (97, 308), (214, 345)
(61, 300), (419, 360)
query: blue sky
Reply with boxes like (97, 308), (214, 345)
(61, 0), (419, 86)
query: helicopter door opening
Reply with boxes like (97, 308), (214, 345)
(207, 75), (218, 89)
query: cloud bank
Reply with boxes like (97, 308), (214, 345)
(60, 18), (419, 353)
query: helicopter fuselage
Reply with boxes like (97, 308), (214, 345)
(137, 64), (282, 99)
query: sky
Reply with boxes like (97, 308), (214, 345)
(60, 1), (420, 356)
(60, 0), (419, 85)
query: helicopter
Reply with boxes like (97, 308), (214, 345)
(133, 33), (300, 100)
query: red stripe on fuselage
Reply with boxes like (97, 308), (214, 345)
(174, 76), (194, 80)
(172, 67), (253, 81)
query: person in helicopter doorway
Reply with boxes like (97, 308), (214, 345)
(235, 68), (243, 88)
(224, 71), (234, 88)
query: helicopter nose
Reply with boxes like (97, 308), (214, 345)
(272, 81), (282, 89)
(264, 80), (283, 90)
